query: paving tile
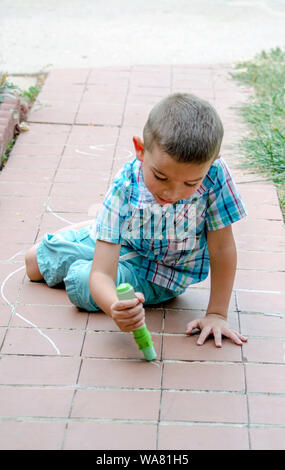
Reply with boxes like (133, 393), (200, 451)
(54, 168), (108, 184)
(240, 313), (285, 338)
(44, 68), (90, 85)
(250, 427), (285, 450)
(237, 250), (285, 271)
(0, 356), (81, 385)
(38, 212), (91, 238)
(233, 217), (285, 238)
(15, 123), (70, 145)
(123, 103), (153, 127)
(162, 334), (242, 362)
(162, 362), (245, 392)
(161, 391), (248, 424)
(76, 102), (124, 126)
(59, 153), (113, 171)
(64, 421), (157, 450)
(0, 263), (25, 306)
(245, 364), (285, 394)
(2, 327), (85, 356)
(71, 389), (161, 420)
(66, 125), (118, 145)
(0, 181), (51, 198)
(242, 338), (285, 364)
(247, 204), (283, 221)
(0, 167), (55, 183)
(131, 70), (171, 87)
(0, 226), (37, 245)
(10, 143), (65, 157)
(39, 89), (83, 102)
(88, 67), (130, 84)
(236, 291), (285, 315)
(47, 196), (103, 214)
(248, 395), (285, 426)
(127, 92), (166, 106)
(0, 244), (28, 263)
(10, 304), (88, 329)
(19, 281), (72, 306)
(82, 330), (162, 360)
(29, 100), (79, 124)
(0, 326), (7, 346)
(0, 304), (12, 327)
(235, 269), (285, 292)
(88, 72), (129, 88)
(78, 359), (162, 389)
(158, 424), (249, 450)
(0, 421), (66, 450)
(50, 181), (108, 198)
(82, 87), (126, 104)
(0, 386), (74, 417)
(62, 143), (115, 160)
(4, 155), (61, 170)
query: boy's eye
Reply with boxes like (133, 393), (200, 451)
(154, 174), (167, 181)
(154, 173), (197, 187)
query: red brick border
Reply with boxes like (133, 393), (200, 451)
(0, 96), (27, 168)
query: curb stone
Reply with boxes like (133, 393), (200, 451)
(0, 96), (28, 169)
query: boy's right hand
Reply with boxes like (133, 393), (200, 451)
(110, 292), (145, 332)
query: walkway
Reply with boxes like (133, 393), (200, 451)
(0, 65), (284, 450)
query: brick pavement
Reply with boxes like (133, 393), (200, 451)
(0, 65), (284, 450)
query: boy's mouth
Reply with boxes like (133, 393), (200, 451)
(157, 195), (174, 204)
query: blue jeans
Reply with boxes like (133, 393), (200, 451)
(36, 225), (181, 311)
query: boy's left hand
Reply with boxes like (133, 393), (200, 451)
(185, 313), (247, 348)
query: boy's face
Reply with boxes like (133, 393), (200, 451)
(133, 136), (217, 205)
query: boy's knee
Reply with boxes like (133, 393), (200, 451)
(25, 245), (43, 281)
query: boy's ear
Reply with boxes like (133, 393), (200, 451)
(133, 136), (144, 161)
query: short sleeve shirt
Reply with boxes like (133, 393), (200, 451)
(90, 156), (247, 293)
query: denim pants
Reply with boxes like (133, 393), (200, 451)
(36, 225), (181, 311)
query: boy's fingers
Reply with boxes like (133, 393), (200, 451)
(115, 298), (139, 310)
(185, 319), (200, 334)
(113, 306), (144, 321)
(197, 326), (211, 345)
(118, 312), (145, 331)
(224, 329), (244, 346)
(213, 328), (222, 348)
(135, 292), (145, 303)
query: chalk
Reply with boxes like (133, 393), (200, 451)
(116, 283), (157, 361)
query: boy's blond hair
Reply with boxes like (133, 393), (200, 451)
(143, 93), (224, 164)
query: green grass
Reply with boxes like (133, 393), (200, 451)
(230, 47), (285, 217)
(1, 138), (15, 169)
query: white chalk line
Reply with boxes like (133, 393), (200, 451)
(6, 249), (26, 262)
(0, 264), (61, 355)
(45, 204), (74, 225)
(75, 144), (133, 160)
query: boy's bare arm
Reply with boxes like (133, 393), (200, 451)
(206, 225), (237, 317)
(186, 225), (247, 347)
(89, 240), (121, 317)
(89, 240), (145, 330)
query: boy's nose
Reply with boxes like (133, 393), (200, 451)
(161, 188), (182, 203)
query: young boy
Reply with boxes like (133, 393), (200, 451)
(25, 93), (248, 348)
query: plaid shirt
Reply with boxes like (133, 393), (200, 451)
(91, 156), (247, 293)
